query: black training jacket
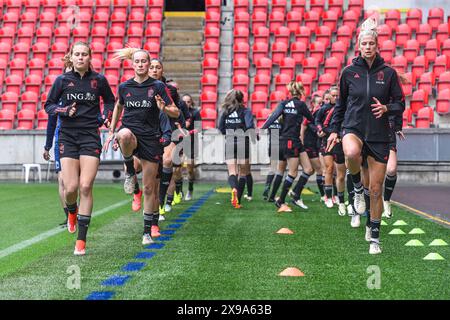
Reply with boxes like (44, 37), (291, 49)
(329, 54), (405, 142)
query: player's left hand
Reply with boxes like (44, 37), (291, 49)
(371, 97), (388, 119)
(396, 131), (406, 141)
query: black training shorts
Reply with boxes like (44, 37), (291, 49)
(225, 137), (250, 161)
(58, 128), (102, 159)
(332, 141), (345, 164)
(279, 138), (305, 161)
(343, 128), (390, 164)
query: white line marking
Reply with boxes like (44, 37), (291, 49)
(0, 200), (130, 260)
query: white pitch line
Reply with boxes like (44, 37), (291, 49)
(0, 199), (130, 260)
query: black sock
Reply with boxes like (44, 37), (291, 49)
(124, 155), (136, 176)
(152, 212), (160, 227)
(279, 175), (295, 204)
(338, 191), (345, 204)
(316, 174), (325, 196)
(370, 219), (381, 242)
(175, 179), (183, 194)
(332, 175), (337, 196)
(246, 174), (253, 197)
(228, 174), (238, 189)
(324, 185), (333, 199)
(166, 194), (174, 205)
(346, 170), (354, 203)
(159, 167), (173, 205)
(66, 202), (78, 215)
(351, 172), (363, 192)
(237, 176), (247, 203)
(77, 214), (91, 241)
(384, 174), (397, 201)
(269, 173), (283, 200)
(265, 174), (275, 189)
(143, 212), (153, 234)
(134, 181), (140, 194)
(188, 180), (194, 192)
(293, 172), (311, 200)
(63, 207), (69, 219)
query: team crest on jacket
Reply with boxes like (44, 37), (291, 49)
(148, 88), (154, 98)
(376, 71), (385, 85)
(91, 79), (97, 89)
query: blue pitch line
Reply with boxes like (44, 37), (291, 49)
(86, 190), (215, 300)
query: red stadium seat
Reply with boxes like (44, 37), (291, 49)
(132, 0), (148, 13)
(437, 71), (450, 92)
(0, 110), (15, 130)
(410, 89), (429, 114)
(37, 109), (49, 130)
(251, 91), (268, 113)
(271, 0), (286, 15)
(39, 11), (56, 29)
(310, 0), (325, 16)
(0, 27), (14, 47)
(384, 9), (401, 30)
(17, 109), (36, 130)
(1, 92), (19, 113)
(206, 0), (221, 14)
(287, 11), (302, 33)
(377, 24), (392, 44)
(269, 90), (286, 109)
(401, 72), (413, 96)
(433, 55), (449, 76)
(109, 26), (126, 44)
(204, 41), (220, 60)
(252, 0), (268, 14)
(391, 55), (408, 74)
(25, 74), (43, 95)
(296, 73), (313, 97)
(256, 108), (272, 127)
(92, 26), (108, 44)
(411, 55), (429, 81)
(403, 107), (413, 125)
(254, 26), (270, 45)
(348, 0), (363, 14)
(205, 10), (221, 30)
(403, 39), (420, 63)
(77, 11), (92, 29)
(234, 27), (249, 44)
(54, 26), (70, 44)
(251, 11), (267, 31)
(330, 41), (347, 63)
(20, 11), (38, 30)
(10, 58), (26, 78)
(343, 10), (359, 32)
(416, 24), (432, 47)
(232, 74), (250, 94)
(145, 27), (162, 45)
(111, 11), (127, 29)
(315, 25), (332, 48)
(252, 42), (269, 63)
(436, 23), (449, 45)
(77, 0), (94, 13)
(0, 42), (11, 62)
(106, 42), (124, 59)
(201, 74), (219, 92)
(274, 73), (291, 94)
(255, 57), (272, 77)
(327, 0), (343, 16)
(234, 42), (249, 60)
(13, 42), (30, 61)
(324, 57), (342, 80)
(233, 58), (250, 76)
(128, 27), (144, 46)
(291, 0), (306, 14)
(35, 26), (53, 47)
(254, 73), (271, 94)
(48, 58), (65, 75)
(415, 107), (433, 128)
(28, 58), (45, 77)
(318, 73), (336, 91)
(113, 0), (129, 14)
(428, 7), (444, 31)
(203, 58), (219, 76)
(279, 57), (296, 80)
(269, 11), (285, 34)
(423, 39), (439, 62)
(93, 11), (109, 29)
(205, 26), (220, 43)
(200, 91), (218, 110)
(235, 11), (250, 29)
(309, 41), (326, 64)
(302, 57), (320, 80)
(274, 26), (290, 46)
(43, 0), (58, 13)
(304, 11), (320, 31)
(336, 25), (353, 49)
(90, 42), (105, 62)
(200, 108), (217, 129)
(2, 11), (19, 31)
(436, 89), (450, 114)
(73, 26), (90, 43)
(144, 41), (160, 58)
(417, 72), (435, 95)
(271, 41), (288, 65)
(294, 26), (312, 47)
(405, 8), (422, 31)
(45, 75), (58, 92)
(322, 10), (339, 32)
(129, 11), (145, 29)
(290, 41), (307, 64)
(395, 24), (411, 47)
(91, 58), (102, 72)
(442, 39), (450, 58)
(51, 42), (69, 60)
(104, 58), (121, 78)
(379, 40), (396, 63)
(234, 0), (249, 15)
(25, 0), (41, 15)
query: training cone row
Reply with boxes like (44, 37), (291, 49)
(405, 239), (448, 247)
(423, 253), (445, 260)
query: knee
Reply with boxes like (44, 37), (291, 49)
(64, 182), (78, 196)
(325, 164), (334, 175)
(386, 166), (397, 177)
(117, 130), (134, 145)
(163, 155), (172, 167)
(79, 182), (93, 197)
(345, 148), (361, 161)
(143, 184), (154, 196)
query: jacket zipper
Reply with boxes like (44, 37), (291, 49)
(366, 70), (370, 140)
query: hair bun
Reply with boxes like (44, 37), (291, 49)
(361, 17), (378, 32)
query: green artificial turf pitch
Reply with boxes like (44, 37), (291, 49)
(0, 182), (448, 299)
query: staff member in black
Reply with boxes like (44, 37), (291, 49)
(327, 18), (405, 254)
(103, 48), (174, 245)
(218, 89), (255, 209)
(45, 42), (115, 256)
(182, 93), (202, 201)
(262, 81), (314, 212)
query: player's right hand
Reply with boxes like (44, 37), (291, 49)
(43, 150), (50, 161)
(326, 132), (338, 153)
(102, 133), (115, 153)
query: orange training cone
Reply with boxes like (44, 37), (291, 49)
(279, 267), (304, 277)
(276, 228), (294, 234)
